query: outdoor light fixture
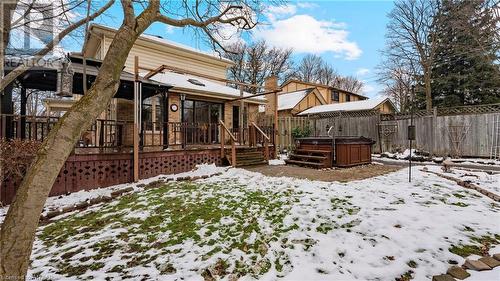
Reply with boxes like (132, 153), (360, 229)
(180, 93), (186, 101)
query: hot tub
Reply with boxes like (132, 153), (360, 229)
(287, 136), (375, 168)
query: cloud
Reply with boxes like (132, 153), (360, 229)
(356, 68), (370, 76)
(361, 82), (383, 98)
(297, 2), (319, 9)
(253, 14), (362, 60)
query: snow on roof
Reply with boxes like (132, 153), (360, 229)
(299, 97), (389, 115)
(146, 71), (266, 102)
(278, 89), (311, 111)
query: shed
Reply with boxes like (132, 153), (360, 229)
(278, 88), (326, 116)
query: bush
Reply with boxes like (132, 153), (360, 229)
(0, 139), (41, 180)
(291, 126), (312, 139)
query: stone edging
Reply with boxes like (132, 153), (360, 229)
(39, 172), (223, 224)
(432, 254), (500, 280)
(422, 169), (500, 202)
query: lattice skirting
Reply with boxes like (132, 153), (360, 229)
(1, 149), (223, 205)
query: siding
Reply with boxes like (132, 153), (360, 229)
(100, 35), (228, 80)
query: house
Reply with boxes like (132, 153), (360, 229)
(82, 24), (266, 147)
(277, 88), (327, 117)
(298, 97), (396, 116)
(280, 79), (367, 105)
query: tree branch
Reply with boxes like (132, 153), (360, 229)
(0, 0), (115, 93)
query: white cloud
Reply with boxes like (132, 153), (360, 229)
(253, 14), (362, 60)
(356, 68), (370, 76)
(361, 82), (383, 98)
(297, 2), (319, 9)
(267, 4), (297, 16)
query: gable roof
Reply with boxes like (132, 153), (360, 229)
(298, 97), (395, 115)
(278, 89), (311, 111)
(146, 71), (265, 103)
(280, 79), (367, 99)
(278, 88), (327, 111)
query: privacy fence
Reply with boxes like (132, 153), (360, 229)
(261, 103), (500, 158)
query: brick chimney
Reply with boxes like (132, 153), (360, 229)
(264, 75), (278, 115)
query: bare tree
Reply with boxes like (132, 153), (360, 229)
(225, 40), (293, 93)
(294, 54), (323, 82)
(294, 54), (364, 94)
(0, 0), (261, 279)
(383, 0), (439, 110)
(333, 76), (364, 94)
(377, 57), (414, 111)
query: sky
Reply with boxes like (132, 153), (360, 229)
(72, 1), (396, 98)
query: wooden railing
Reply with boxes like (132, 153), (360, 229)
(1, 114), (274, 156)
(219, 119), (237, 166)
(251, 122), (270, 161)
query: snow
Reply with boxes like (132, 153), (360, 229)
(278, 89), (311, 111)
(269, 154), (288, 165)
(24, 164), (500, 280)
(146, 71), (266, 102)
(298, 97), (391, 115)
(0, 164), (226, 224)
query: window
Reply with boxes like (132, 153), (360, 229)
(143, 95), (162, 130)
(332, 91), (339, 102)
(346, 94), (351, 102)
(182, 99), (222, 124)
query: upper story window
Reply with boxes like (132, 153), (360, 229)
(332, 91), (339, 102)
(346, 94), (351, 102)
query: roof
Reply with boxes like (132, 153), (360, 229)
(146, 71), (266, 103)
(278, 89), (312, 111)
(86, 24), (233, 65)
(298, 97), (393, 115)
(280, 79), (367, 99)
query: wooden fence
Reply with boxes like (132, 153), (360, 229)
(260, 104), (500, 158)
(258, 116), (314, 151)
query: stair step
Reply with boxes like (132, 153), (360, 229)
(235, 160), (268, 167)
(285, 159), (324, 167)
(295, 149), (331, 154)
(289, 154), (326, 160)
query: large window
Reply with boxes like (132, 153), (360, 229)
(332, 91), (339, 102)
(182, 99), (222, 124)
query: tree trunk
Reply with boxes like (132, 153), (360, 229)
(423, 65), (433, 111)
(0, 14), (155, 279)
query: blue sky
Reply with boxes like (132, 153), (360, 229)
(75, 1), (395, 98)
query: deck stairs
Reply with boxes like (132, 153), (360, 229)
(285, 149), (331, 168)
(226, 147), (267, 167)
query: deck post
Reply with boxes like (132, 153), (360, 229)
(231, 139), (236, 166)
(221, 126), (225, 158)
(133, 56), (140, 182)
(20, 85), (27, 139)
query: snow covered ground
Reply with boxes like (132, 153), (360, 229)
(19, 164), (500, 280)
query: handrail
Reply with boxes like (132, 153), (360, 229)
(219, 120), (237, 141)
(251, 122), (270, 141)
(251, 122), (270, 161)
(219, 120), (237, 166)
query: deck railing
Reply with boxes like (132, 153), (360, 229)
(1, 114), (275, 153)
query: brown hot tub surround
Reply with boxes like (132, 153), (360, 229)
(285, 136), (375, 168)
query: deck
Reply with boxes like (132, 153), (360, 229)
(0, 114), (275, 205)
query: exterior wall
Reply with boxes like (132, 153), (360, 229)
(98, 34), (228, 80)
(376, 101), (395, 113)
(294, 92), (324, 114)
(282, 81), (330, 102)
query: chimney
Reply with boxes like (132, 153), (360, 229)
(264, 75), (278, 115)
